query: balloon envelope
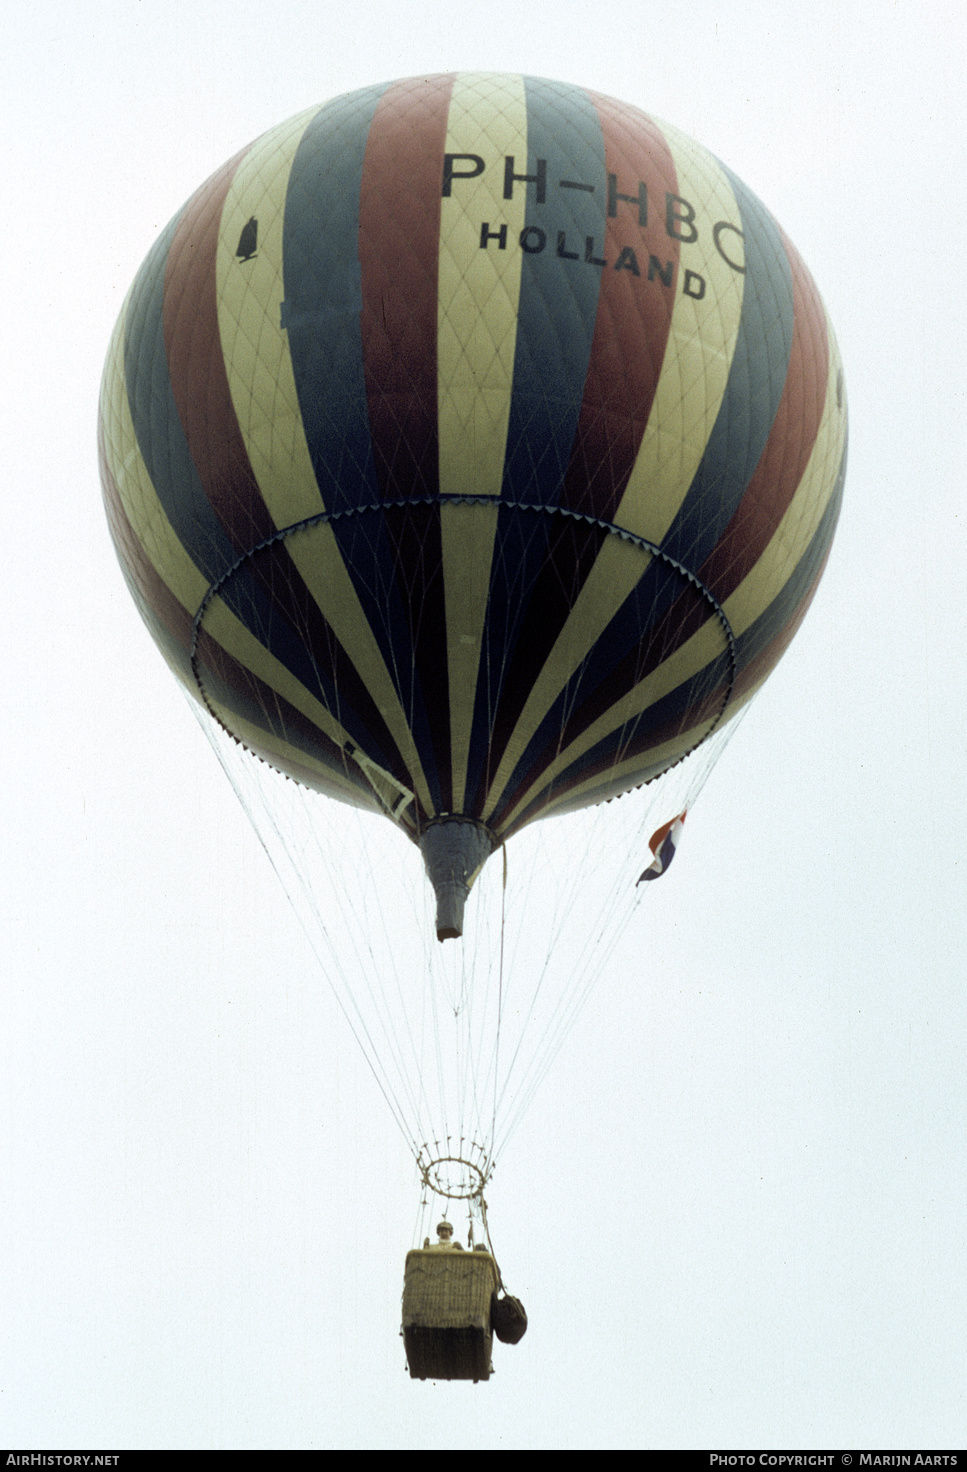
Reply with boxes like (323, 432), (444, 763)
(99, 72), (846, 855)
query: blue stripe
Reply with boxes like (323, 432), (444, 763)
(282, 85), (387, 514)
(500, 76), (605, 505)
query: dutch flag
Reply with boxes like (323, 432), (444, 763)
(636, 812), (686, 884)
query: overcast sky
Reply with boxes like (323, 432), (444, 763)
(2, 0), (966, 1451)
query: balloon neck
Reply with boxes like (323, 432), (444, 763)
(419, 819), (495, 942)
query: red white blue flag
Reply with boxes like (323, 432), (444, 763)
(637, 812), (686, 884)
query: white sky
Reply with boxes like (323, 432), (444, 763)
(2, 0), (966, 1451)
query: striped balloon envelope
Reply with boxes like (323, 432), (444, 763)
(99, 73), (847, 937)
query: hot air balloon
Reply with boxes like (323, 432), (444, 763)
(98, 73), (846, 1378)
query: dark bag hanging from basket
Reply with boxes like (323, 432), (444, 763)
(491, 1291), (528, 1345)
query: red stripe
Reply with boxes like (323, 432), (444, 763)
(161, 149), (279, 553)
(358, 74), (453, 499)
(560, 95), (679, 520)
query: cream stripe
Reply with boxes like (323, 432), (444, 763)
(438, 72), (529, 810)
(217, 108), (322, 527)
(441, 501), (499, 812)
(437, 72), (528, 501)
(261, 521), (434, 815)
(216, 109), (434, 815)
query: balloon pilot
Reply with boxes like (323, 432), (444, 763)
(423, 1219), (465, 1249)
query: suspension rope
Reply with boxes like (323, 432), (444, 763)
(489, 843), (508, 1169)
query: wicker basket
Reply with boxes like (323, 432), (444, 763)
(402, 1249), (499, 1381)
